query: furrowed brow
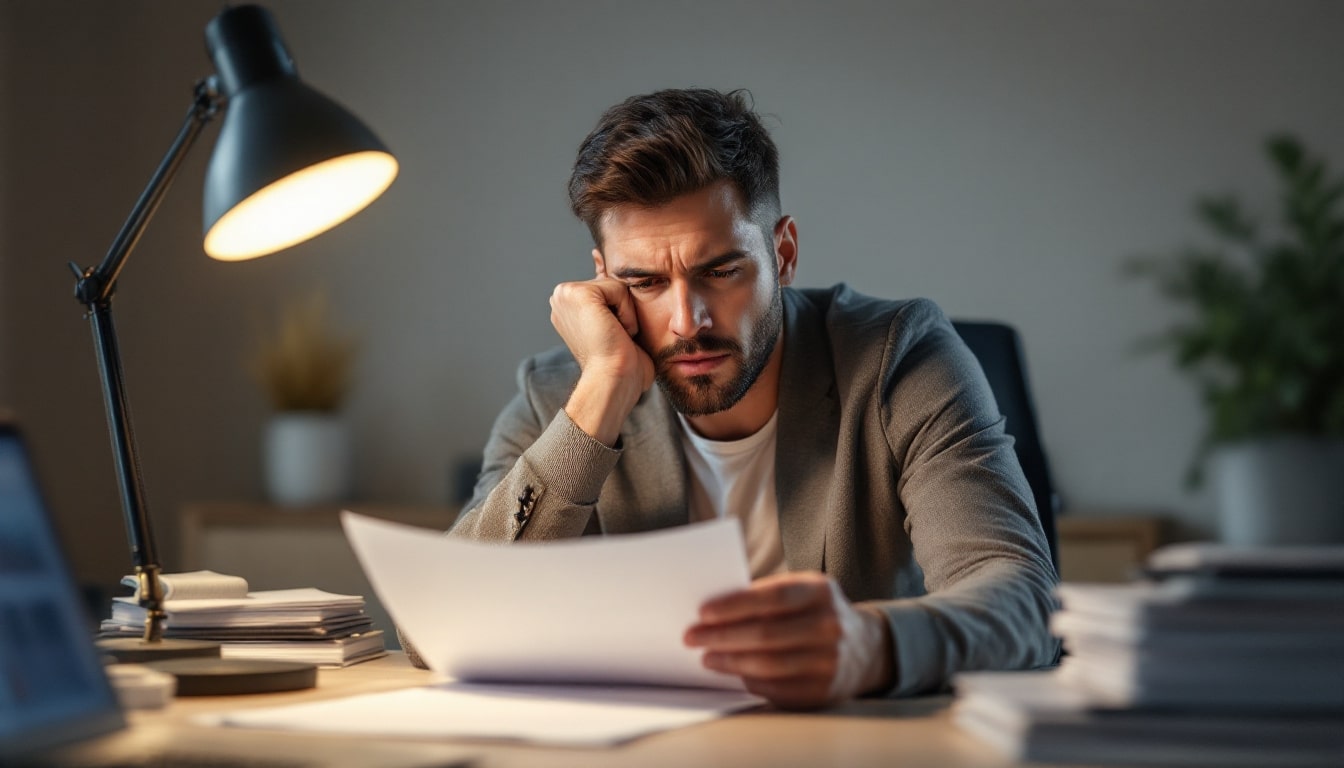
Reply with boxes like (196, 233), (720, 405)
(611, 265), (663, 280)
(610, 251), (747, 281)
(695, 251), (748, 274)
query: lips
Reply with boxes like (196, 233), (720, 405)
(668, 354), (729, 376)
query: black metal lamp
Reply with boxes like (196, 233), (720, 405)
(71, 4), (396, 694)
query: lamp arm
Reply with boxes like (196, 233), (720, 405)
(71, 77), (224, 643)
(76, 78), (223, 299)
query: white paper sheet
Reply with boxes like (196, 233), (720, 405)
(205, 682), (762, 746)
(340, 512), (751, 690)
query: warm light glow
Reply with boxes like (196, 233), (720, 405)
(204, 151), (398, 261)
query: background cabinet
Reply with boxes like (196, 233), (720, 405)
(179, 503), (458, 648)
(1056, 514), (1167, 583)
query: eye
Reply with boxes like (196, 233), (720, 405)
(706, 268), (740, 280)
(628, 278), (665, 292)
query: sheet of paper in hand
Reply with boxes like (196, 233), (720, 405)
(340, 513), (751, 690)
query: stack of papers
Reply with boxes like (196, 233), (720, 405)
(953, 543), (1344, 765)
(107, 588), (365, 628)
(220, 630), (386, 667)
(953, 671), (1344, 768)
(101, 587), (385, 668)
(1051, 581), (1344, 710)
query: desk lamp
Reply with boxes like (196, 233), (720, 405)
(71, 4), (397, 693)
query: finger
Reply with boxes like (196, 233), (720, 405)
(739, 676), (833, 711)
(607, 282), (640, 338)
(550, 279), (639, 339)
(685, 609), (841, 652)
(699, 573), (832, 624)
(702, 646), (838, 682)
(583, 277), (640, 337)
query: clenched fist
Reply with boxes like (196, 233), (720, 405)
(549, 276), (655, 446)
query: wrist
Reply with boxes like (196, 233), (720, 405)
(855, 604), (896, 696)
(565, 369), (642, 446)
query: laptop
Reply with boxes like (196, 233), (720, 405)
(0, 421), (469, 767)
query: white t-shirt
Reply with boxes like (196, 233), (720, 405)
(677, 412), (785, 578)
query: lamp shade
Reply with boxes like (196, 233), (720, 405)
(202, 5), (397, 261)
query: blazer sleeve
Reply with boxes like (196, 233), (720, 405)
(450, 356), (618, 541)
(869, 304), (1060, 696)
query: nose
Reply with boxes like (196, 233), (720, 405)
(669, 282), (711, 339)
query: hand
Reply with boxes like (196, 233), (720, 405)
(549, 276), (655, 445)
(684, 572), (894, 709)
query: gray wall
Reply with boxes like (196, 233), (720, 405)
(3, 0), (1342, 589)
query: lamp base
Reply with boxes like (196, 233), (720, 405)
(98, 638), (318, 696)
(96, 636), (220, 663)
(145, 658), (318, 696)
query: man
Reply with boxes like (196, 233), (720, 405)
(441, 88), (1058, 708)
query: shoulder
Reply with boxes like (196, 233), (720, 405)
(785, 284), (990, 419)
(788, 283), (949, 335)
(516, 345), (581, 388)
(786, 283), (964, 374)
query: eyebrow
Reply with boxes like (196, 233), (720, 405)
(611, 251), (748, 280)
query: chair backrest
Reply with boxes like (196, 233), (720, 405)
(951, 320), (1060, 574)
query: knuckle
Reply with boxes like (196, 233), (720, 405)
(772, 586), (799, 611)
(817, 614), (842, 643)
(738, 655), (767, 678)
(752, 621), (775, 646)
(819, 650), (839, 679)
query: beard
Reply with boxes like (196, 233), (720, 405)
(651, 288), (784, 417)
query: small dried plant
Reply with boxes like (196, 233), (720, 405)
(251, 292), (356, 412)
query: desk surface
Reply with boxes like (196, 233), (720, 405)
(66, 654), (1012, 768)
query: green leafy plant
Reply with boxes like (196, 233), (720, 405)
(1127, 135), (1344, 483)
(251, 292), (357, 412)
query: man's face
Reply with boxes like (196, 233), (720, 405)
(595, 181), (796, 416)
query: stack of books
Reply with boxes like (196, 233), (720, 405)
(953, 544), (1344, 766)
(101, 571), (386, 668)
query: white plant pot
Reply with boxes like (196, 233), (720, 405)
(264, 413), (351, 506)
(1215, 437), (1344, 545)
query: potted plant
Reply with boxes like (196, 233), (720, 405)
(252, 291), (357, 506)
(1129, 135), (1344, 545)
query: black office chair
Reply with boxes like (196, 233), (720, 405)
(952, 320), (1060, 575)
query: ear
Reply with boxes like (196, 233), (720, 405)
(772, 216), (798, 286)
(592, 248), (605, 278)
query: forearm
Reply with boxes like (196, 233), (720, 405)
(863, 559), (1059, 697)
(451, 408), (618, 541)
(564, 368), (643, 448)
(853, 605), (895, 696)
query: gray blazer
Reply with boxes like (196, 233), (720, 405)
(448, 284), (1059, 696)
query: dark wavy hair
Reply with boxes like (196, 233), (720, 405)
(568, 88), (781, 245)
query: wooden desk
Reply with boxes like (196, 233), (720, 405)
(70, 654), (1012, 767)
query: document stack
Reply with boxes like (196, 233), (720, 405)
(953, 544), (1344, 767)
(100, 571), (386, 667)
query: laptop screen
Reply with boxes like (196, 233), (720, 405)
(0, 422), (124, 758)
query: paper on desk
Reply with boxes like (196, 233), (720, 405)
(340, 512), (751, 690)
(205, 681), (762, 746)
